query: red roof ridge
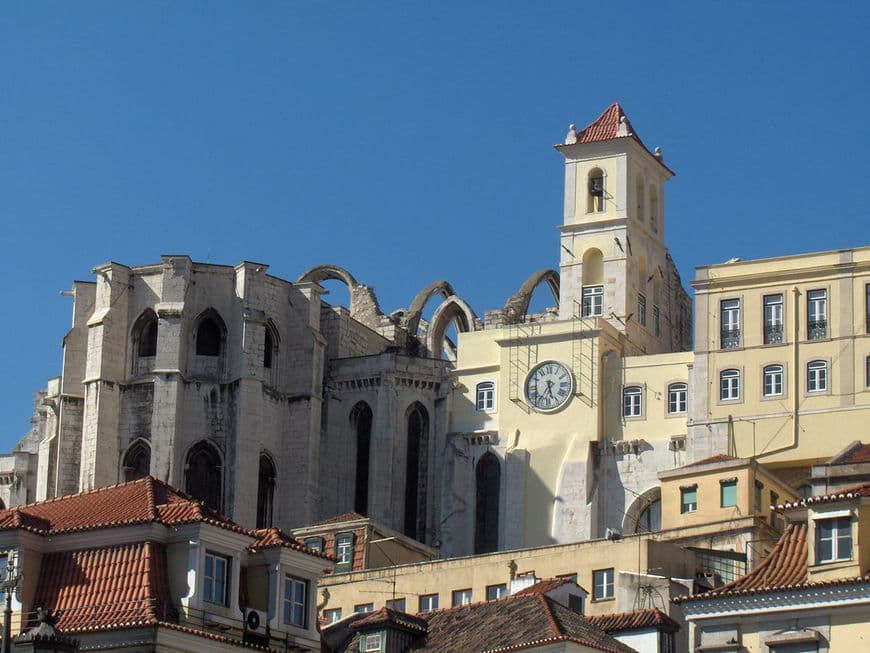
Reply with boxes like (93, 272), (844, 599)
(512, 577), (576, 597)
(775, 481), (870, 510)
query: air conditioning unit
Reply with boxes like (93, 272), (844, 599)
(246, 609), (264, 632)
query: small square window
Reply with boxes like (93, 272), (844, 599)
(452, 589), (472, 606)
(486, 584), (507, 601)
(363, 632), (383, 652)
(592, 568), (614, 600)
(681, 486), (697, 514)
(720, 479), (737, 508)
(323, 608), (342, 624)
(304, 537), (323, 552)
(582, 286), (604, 317)
(355, 603), (374, 614)
(385, 598), (406, 611)
(419, 594), (439, 612)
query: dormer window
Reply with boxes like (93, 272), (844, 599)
(816, 516), (852, 563)
(588, 169), (605, 213)
(362, 632), (384, 652)
(335, 533), (354, 573)
(284, 575), (309, 627)
(204, 552), (229, 606)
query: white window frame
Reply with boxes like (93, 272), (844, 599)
(419, 593), (439, 612)
(592, 568), (614, 600)
(720, 298), (741, 349)
(452, 589), (472, 606)
(667, 382), (687, 414)
(581, 285), (604, 317)
(807, 289), (828, 340)
(720, 369), (740, 401)
(363, 632), (383, 652)
(622, 386), (643, 418)
(203, 551), (229, 606)
(336, 533), (353, 566)
(475, 381), (496, 412)
(763, 294), (784, 344)
(763, 364), (784, 397)
(486, 584), (507, 601)
(816, 516), (852, 563)
(807, 360), (828, 393)
(283, 575), (308, 628)
(323, 608), (342, 624)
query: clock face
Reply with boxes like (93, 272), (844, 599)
(525, 361), (574, 412)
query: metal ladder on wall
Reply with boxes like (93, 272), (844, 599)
(508, 321), (540, 413)
(571, 300), (597, 407)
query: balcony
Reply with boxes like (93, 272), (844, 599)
(720, 328), (740, 349)
(764, 325), (784, 344)
(808, 319), (828, 340)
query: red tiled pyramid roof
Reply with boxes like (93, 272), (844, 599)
(32, 541), (177, 632)
(330, 594), (635, 653)
(311, 512), (368, 526)
(573, 102), (651, 152)
(588, 608), (679, 633)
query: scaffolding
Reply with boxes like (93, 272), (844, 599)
(507, 321), (541, 412)
(572, 300), (597, 406)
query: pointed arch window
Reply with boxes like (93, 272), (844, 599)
(264, 329), (274, 369)
(404, 403), (429, 542)
(635, 177), (645, 224)
(351, 402), (373, 516)
(196, 318), (222, 356)
(132, 310), (158, 375)
(185, 441), (222, 512)
(649, 185), (659, 233)
(123, 440), (151, 482)
(475, 452), (500, 554)
(256, 453), (276, 529)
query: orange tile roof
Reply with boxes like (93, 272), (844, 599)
(0, 476), (331, 560)
(330, 594), (635, 653)
(587, 608), (679, 633)
(676, 521), (870, 604)
(32, 541), (177, 632)
(512, 577), (575, 597)
(311, 512), (368, 526)
(776, 482), (870, 510)
(574, 102), (644, 147)
(837, 443), (870, 464)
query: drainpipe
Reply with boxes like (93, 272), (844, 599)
(792, 286), (801, 449)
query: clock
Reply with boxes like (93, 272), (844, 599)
(524, 361), (574, 412)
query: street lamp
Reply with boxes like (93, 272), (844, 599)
(0, 551), (21, 653)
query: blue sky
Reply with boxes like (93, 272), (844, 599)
(1, 2), (868, 450)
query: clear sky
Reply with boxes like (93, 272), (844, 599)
(1, 2), (868, 451)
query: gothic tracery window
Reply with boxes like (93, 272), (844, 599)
(475, 452), (500, 554)
(185, 441), (222, 512)
(351, 402), (373, 516)
(404, 403), (429, 541)
(123, 441), (151, 482)
(256, 453), (276, 529)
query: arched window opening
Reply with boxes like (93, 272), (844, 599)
(720, 369), (740, 401)
(475, 452), (500, 554)
(475, 381), (495, 412)
(649, 186), (659, 233)
(351, 402), (373, 516)
(185, 441), (222, 512)
(635, 177), (645, 224)
(256, 454), (276, 529)
(667, 383), (687, 414)
(404, 403), (429, 542)
(196, 319), (222, 357)
(623, 386), (643, 417)
(122, 441), (151, 482)
(807, 360), (828, 393)
(132, 311), (158, 375)
(581, 249), (605, 318)
(264, 328), (274, 369)
(587, 168), (605, 213)
(636, 499), (661, 533)
(763, 364), (784, 397)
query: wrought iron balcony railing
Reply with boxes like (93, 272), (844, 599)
(720, 328), (740, 349)
(808, 319), (828, 340)
(764, 324), (784, 344)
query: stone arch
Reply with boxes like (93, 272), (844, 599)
(193, 308), (227, 357)
(405, 281), (456, 338)
(426, 295), (478, 360)
(263, 319), (280, 371)
(298, 264), (385, 328)
(256, 451), (277, 529)
(184, 440), (223, 512)
(297, 263), (359, 288)
(502, 269), (560, 324)
(623, 487), (661, 534)
(122, 439), (151, 482)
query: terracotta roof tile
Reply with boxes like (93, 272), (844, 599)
(32, 541), (177, 632)
(0, 477), (332, 562)
(679, 454), (740, 469)
(311, 512), (367, 526)
(574, 103), (645, 148)
(512, 577), (575, 596)
(587, 608), (680, 633)
(776, 482), (870, 510)
(351, 607), (427, 632)
(249, 527), (333, 559)
(329, 594), (634, 653)
(837, 443), (870, 464)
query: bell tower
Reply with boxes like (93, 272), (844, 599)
(555, 103), (689, 354)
